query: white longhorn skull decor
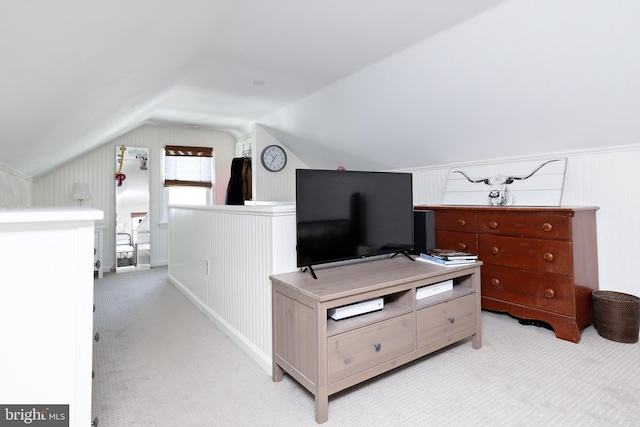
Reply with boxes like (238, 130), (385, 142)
(441, 158), (567, 206)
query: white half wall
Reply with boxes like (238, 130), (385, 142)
(168, 204), (297, 374)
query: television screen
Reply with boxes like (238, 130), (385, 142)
(296, 169), (413, 269)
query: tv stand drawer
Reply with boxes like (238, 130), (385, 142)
(327, 313), (414, 384)
(416, 294), (477, 348)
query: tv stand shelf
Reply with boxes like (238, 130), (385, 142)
(270, 256), (482, 424)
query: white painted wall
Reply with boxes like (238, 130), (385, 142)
(31, 124), (236, 271)
(252, 124), (308, 202)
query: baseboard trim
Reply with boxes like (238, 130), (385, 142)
(167, 273), (272, 376)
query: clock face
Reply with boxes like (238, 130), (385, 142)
(261, 145), (287, 172)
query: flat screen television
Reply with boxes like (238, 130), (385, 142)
(296, 169), (414, 277)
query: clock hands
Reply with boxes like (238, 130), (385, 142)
(261, 145), (286, 171)
(265, 153), (277, 166)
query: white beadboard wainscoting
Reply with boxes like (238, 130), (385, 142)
(405, 145), (640, 298)
(168, 204), (296, 373)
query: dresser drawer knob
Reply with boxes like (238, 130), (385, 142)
(544, 289), (555, 299)
(457, 243), (468, 251)
(374, 343), (381, 352)
(92, 416), (99, 427)
(457, 219), (466, 227)
(490, 278), (500, 287)
(543, 252), (554, 262)
(449, 317), (455, 324)
(93, 332), (100, 342)
(490, 246), (499, 255)
(542, 223), (553, 232)
(488, 221), (498, 229)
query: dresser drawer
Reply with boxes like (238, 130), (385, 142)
(481, 265), (575, 316)
(435, 230), (478, 253)
(433, 209), (477, 233)
(327, 313), (414, 384)
(416, 294), (477, 348)
(477, 211), (572, 239)
(478, 234), (574, 275)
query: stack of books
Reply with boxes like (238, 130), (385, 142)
(417, 249), (478, 267)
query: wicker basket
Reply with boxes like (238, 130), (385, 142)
(592, 291), (640, 343)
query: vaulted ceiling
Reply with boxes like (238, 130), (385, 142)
(0, 0), (508, 177)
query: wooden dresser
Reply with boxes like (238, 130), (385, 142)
(415, 206), (599, 343)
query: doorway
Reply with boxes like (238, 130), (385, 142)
(115, 145), (150, 272)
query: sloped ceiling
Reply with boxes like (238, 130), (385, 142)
(0, 0), (508, 177)
(260, 0), (640, 172)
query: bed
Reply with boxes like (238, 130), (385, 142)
(116, 232), (135, 267)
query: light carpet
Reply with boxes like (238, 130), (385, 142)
(91, 267), (639, 426)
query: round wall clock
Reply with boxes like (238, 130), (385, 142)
(260, 145), (287, 172)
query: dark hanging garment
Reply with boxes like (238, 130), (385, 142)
(241, 157), (252, 201)
(226, 157), (252, 205)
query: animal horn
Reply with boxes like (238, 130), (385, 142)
(452, 170), (491, 185)
(507, 159), (562, 182)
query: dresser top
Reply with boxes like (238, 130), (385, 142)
(415, 205), (599, 213)
(0, 207), (103, 224)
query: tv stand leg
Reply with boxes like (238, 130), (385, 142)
(272, 362), (284, 383)
(390, 251), (415, 261)
(314, 391), (328, 424)
(306, 266), (317, 279)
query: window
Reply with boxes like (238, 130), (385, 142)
(163, 146), (214, 220)
(167, 186), (209, 205)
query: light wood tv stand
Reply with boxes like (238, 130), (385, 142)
(270, 256), (482, 423)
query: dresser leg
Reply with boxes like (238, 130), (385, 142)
(520, 316), (583, 343)
(549, 319), (582, 343)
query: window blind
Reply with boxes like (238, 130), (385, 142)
(164, 145), (213, 188)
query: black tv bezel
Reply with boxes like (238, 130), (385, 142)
(295, 168), (414, 272)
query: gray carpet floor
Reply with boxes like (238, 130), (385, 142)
(91, 266), (640, 426)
